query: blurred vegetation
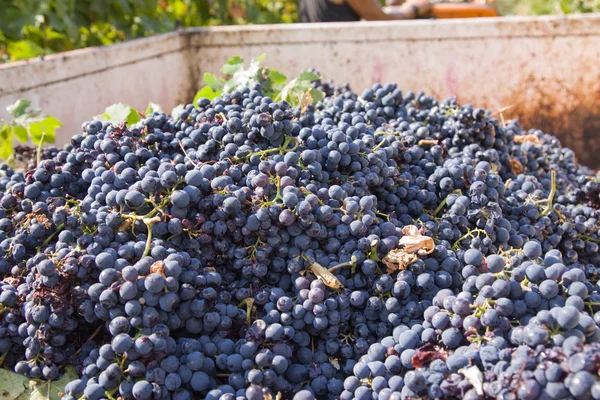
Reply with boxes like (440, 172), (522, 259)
(497, 0), (600, 16)
(0, 0), (599, 63)
(0, 0), (297, 62)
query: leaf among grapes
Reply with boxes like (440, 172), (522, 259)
(193, 86), (221, 105)
(145, 102), (163, 115)
(309, 262), (343, 289)
(411, 344), (448, 368)
(0, 367), (29, 400)
(399, 225), (434, 255)
(150, 261), (166, 277)
(329, 357), (341, 370)
(95, 104), (140, 126)
(514, 134), (542, 145)
(381, 249), (419, 274)
(459, 365), (484, 396)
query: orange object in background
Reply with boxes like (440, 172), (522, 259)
(431, 3), (499, 18)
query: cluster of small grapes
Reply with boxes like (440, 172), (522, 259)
(0, 71), (600, 400)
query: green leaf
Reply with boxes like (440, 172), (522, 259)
(221, 56), (244, 75)
(203, 73), (220, 90)
(145, 102), (163, 115)
(222, 78), (237, 94)
(6, 99), (31, 117)
(268, 69), (287, 84)
(125, 108), (141, 125)
(28, 116), (61, 145)
(171, 104), (185, 120)
(310, 88), (325, 104)
(19, 365), (78, 400)
(193, 86), (221, 106)
(298, 71), (320, 82)
(95, 103), (140, 126)
(0, 367), (30, 399)
(11, 126), (28, 143)
(7, 40), (44, 61)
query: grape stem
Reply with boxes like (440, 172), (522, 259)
(432, 189), (462, 216)
(74, 323), (104, 355)
(36, 132), (46, 166)
(178, 140), (199, 167)
(539, 170), (557, 217)
(41, 223), (64, 247)
(328, 256), (358, 273)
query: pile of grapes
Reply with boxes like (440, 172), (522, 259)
(1, 74), (600, 400)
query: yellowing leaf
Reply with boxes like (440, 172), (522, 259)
(310, 262), (343, 289)
(382, 249), (419, 274)
(399, 225), (434, 255)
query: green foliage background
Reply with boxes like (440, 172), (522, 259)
(0, 0), (599, 62)
(0, 0), (298, 62)
(496, 0), (600, 16)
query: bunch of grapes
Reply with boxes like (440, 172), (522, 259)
(0, 73), (599, 400)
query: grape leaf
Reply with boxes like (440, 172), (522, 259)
(96, 104), (140, 126)
(0, 124), (13, 160)
(203, 73), (220, 91)
(28, 116), (61, 145)
(193, 86), (221, 106)
(221, 56), (244, 75)
(309, 263), (343, 289)
(20, 365), (78, 400)
(298, 71), (320, 81)
(309, 88), (324, 104)
(268, 70), (287, 85)
(145, 102), (162, 115)
(398, 225), (435, 255)
(0, 367), (29, 400)
(171, 104), (185, 119)
(6, 99), (31, 117)
(11, 125), (28, 143)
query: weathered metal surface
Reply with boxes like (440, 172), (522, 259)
(0, 33), (192, 146)
(1, 15), (600, 167)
